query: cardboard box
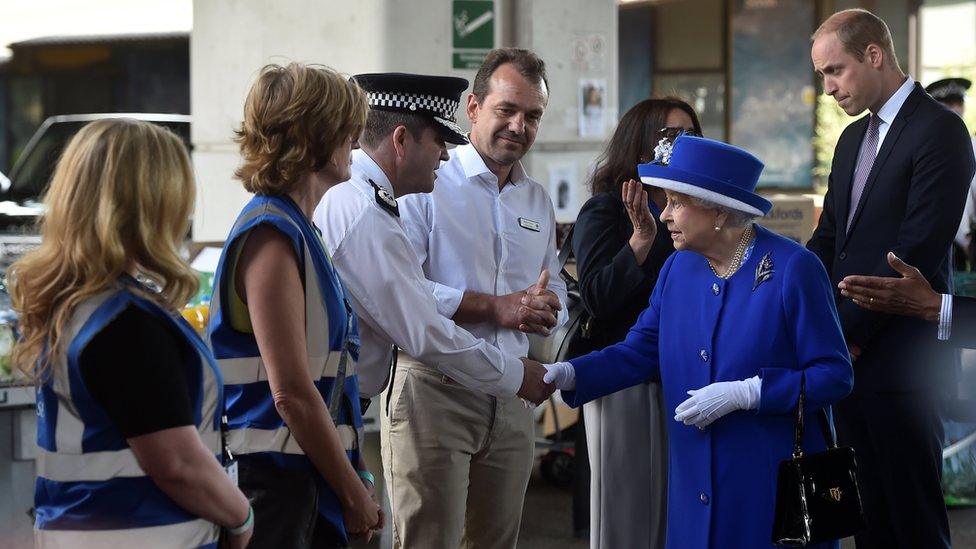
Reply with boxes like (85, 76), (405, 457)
(757, 194), (818, 245)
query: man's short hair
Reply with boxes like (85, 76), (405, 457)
(813, 9), (899, 68)
(472, 48), (549, 103)
(361, 109), (435, 149)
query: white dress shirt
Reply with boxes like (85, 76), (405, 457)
(313, 149), (523, 398)
(939, 293), (953, 341)
(871, 76), (916, 154)
(398, 143), (568, 359)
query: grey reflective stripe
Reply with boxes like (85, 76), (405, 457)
(43, 288), (222, 485)
(37, 431), (222, 483)
(35, 518), (219, 548)
(53, 289), (118, 454)
(226, 424), (359, 455)
(214, 200), (352, 425)
(219, 353), (342, 385)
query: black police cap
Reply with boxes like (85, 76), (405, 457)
(925, 77), (972, 104)
(353, 73), (469, 145)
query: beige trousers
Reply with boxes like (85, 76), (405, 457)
(381, 359), (534, 549)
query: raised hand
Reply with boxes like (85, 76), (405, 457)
(622, 179), (657, 264)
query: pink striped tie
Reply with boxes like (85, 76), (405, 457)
(847, 115), (881, 232)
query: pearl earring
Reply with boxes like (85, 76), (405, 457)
(714, 225), (721, 231)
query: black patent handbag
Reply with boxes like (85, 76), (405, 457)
(771, 379), (866, 546)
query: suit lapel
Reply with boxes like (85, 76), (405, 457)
(842, 84), (924, 246)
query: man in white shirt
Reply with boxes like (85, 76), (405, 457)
(316, 73), (553, 407)
(314, 73), (558, 547)
(396, 49), (568, 549)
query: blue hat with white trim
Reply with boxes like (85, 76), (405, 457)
(638, 135), (771, 216)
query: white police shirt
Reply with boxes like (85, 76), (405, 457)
(314, 149), (523, 398)
(398, 143), (569, 359)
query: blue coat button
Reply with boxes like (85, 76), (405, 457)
(712, 283), (720, 295)
(700, 492), (710, 505)
(699, 349), (709, 362)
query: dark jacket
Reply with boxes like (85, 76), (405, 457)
(572, 191), (674, 349)
(807, 82), (976, 393)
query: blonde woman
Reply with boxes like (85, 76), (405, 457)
(12, 119), (252, 548)
(208, 63), (380, 548)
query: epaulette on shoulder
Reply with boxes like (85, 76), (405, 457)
(368, 178), (399, 217)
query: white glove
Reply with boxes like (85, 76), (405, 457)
(674, 376), (761, 429)
(543, 362), (576, 390)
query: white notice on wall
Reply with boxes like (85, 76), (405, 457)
(548, 165), (578, 221)
(578, 78), (607, 138)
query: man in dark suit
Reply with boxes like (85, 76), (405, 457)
(807, 9), (976, 548)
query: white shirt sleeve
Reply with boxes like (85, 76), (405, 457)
(330, 209), (524, 397)
(938, 293), (952, 341)
(398, 192), (464, 318)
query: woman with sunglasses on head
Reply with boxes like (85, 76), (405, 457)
(570, 98), (701, 548)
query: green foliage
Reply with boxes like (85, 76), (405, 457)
(813, 93), (850, 192)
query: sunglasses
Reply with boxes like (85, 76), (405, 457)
(658, 126), (703, 140)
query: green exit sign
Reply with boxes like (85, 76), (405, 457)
(452, 0), (494, 69)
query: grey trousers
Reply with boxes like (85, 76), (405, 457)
(381, 359), (534, 549)
(583, 382), (668, 549)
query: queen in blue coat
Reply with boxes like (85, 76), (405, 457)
(542, 136), (853, 549)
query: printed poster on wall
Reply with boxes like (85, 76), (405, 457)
(578, 78), (607, 138)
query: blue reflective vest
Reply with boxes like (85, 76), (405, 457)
(34, 280), (223, 548)
(208, 195), (362, 542)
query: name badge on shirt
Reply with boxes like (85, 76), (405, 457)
(518, 217), (541, 232)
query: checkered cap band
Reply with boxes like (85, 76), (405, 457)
(931, 82), (968, 100)
(367, 92), (460, 122)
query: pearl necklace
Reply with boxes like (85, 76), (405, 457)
(708, 224), (754, 279)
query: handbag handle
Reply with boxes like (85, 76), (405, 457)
(792, 376), (840, 459)
(557, 225), (579, 285)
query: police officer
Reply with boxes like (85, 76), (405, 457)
(313, 72), (556, 547)
(209, 63), (380, 548)
(927, 78), (976, 266)
(14, 119), (253, 548)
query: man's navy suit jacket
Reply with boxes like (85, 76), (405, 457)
(807, 82), (976, 394)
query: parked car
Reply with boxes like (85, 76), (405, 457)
(2, 113), (191, 232)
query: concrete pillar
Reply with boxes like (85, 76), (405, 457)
(191, 0), (617, 239)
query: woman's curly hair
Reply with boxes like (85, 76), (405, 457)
(234, 63), (367, 195)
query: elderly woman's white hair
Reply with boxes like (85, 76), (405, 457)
(689, 195), (760, 228)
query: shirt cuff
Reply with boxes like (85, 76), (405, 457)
(496, 355), (525, 397)
(938, 293), (952, 341)
(432, 282), (464, 318)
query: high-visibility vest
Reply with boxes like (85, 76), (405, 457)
(208, 195), (362, 541)
(34, 281), (223, 548)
